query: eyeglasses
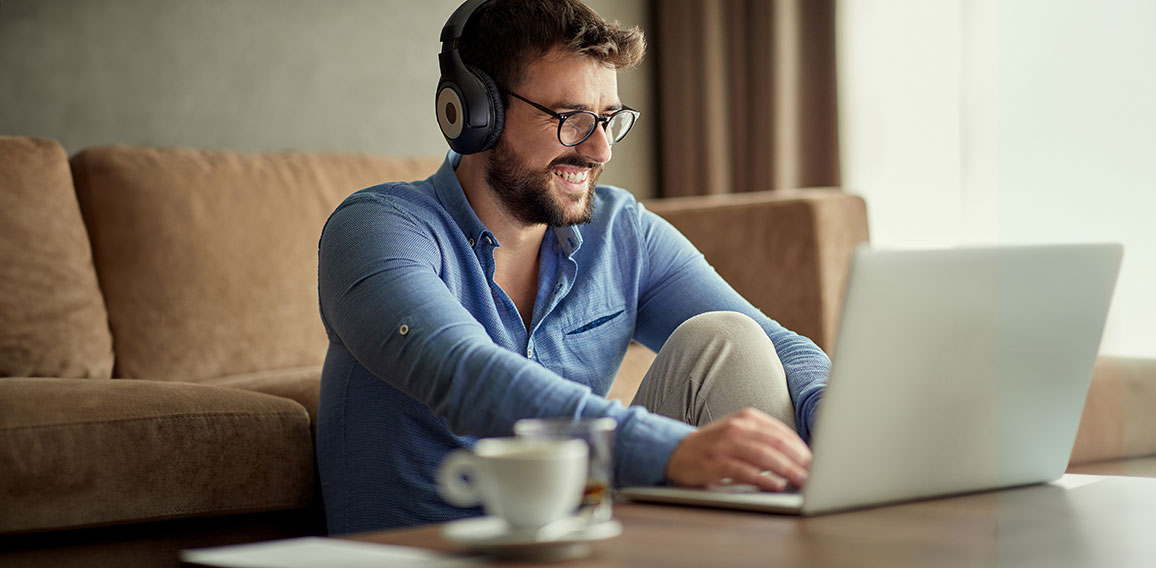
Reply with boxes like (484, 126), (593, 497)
(505, 91), (640, 147)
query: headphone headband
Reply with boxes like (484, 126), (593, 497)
(440, 0), (489, 44)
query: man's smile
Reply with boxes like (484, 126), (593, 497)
(552, 165), (590, 190)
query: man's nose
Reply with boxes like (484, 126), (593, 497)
(576, 122), (613, 164)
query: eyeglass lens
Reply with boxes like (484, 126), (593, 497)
(560, 111), (636, 146)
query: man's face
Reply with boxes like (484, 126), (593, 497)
(485, 48), (620, 227)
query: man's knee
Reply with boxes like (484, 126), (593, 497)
(672, 311), (775, 353)
(661, 312), (793, 428)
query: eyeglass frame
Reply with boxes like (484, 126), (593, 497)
(504, 90), (640, 148)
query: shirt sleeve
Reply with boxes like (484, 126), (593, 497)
(317, 193), (694, 486)
(629, 202), (830, 442)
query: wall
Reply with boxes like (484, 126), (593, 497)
(0, 0), (656, 198)
(838, 0), (1156, 357)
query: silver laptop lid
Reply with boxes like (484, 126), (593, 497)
(802, 244), (1122, 514)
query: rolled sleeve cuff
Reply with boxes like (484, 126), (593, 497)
(796, 386), (824, 444)
(613, 409), (695, 487)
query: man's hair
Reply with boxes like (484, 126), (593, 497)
(458, 0), (646, 96)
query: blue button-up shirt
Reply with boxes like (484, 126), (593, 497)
(316, 152), (829, 532)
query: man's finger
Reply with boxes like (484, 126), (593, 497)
(732, 408), (812, 467)
(717, 461), (788, 492)
(730, 440), (809, 487)
(731, 422), (811, 471)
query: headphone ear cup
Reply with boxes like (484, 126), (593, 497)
(468, 65), (505, 153)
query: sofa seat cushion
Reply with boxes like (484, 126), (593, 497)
(0, 136), (113, 379)
(0, 378), (315, 534)
(1070, 357), (1156, 465)
(202, 365), (323, 430)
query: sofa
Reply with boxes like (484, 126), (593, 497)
(1, 134), (1153, 566)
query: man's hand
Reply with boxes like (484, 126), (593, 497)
(665, 408), (812, 491)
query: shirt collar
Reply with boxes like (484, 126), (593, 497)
(430, 150), (586, 258)
(431, 151), (494, 247)
(552, 225), (583, 257)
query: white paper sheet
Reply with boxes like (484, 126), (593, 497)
(181, 536), (481, 567)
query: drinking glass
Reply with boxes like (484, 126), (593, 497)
(514, 417), (617, 523)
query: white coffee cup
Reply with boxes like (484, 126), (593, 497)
(437, 437), (588, 530)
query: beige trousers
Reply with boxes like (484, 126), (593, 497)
(630, 311), (796, 430)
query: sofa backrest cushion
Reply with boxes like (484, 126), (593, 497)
(70, 146), (440, 381)
(0, 136), (114, 379)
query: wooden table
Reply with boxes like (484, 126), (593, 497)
(347, 457), (1156, 567)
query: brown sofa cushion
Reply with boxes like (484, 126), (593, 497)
(0, 136), (114, 379)
(203, 364), (323, 431)
(0, 378), (315, 533)
(70, 146), (440, 381)
(1070, 357), (1156, 465)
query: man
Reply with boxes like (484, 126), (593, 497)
(316, 0), (829, 533)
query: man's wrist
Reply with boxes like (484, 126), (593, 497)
(614, 410), (695, 486)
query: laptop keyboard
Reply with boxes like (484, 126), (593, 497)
(708, 482), (802, 495)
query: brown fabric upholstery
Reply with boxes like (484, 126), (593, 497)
(646, 188), (869, 353)
(1070, 357), (1156, 465)
(0, 378), (315, 533)
(0, 136), (113, 379)
(70, 147), (441, 381)
(203, 365), (323, 430)
(609, 342), (656, 403)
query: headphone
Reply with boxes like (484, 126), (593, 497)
(435, 0), (504, 154)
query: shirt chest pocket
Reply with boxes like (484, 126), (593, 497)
(565, 308), (627, 337)
(557, 306), (634, 393)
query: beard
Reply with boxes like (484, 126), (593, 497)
(484, 139), (602, 227)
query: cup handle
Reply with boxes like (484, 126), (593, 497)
(437, 449), (480, 508)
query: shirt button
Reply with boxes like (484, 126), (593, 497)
(484, 236), (492, 244)
(526, 346), (534, 358)
(468, 238), (476, 247)
(399, 324), (410, 336)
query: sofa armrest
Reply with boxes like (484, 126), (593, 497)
(644, 188), (869, 352)
(1069, 357), (1156, 465)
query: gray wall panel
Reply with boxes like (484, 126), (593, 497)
(0, 0), (655, 197)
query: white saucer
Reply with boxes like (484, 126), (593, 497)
(443, 516), (622, 560)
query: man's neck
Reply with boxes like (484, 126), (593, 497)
(456, 154), (545, 331)
(455, 154), (548, 257)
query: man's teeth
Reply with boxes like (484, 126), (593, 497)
(553, 169), (588, 184)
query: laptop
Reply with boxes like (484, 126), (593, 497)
(619, 243), (1123, 515)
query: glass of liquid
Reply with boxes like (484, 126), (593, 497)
(514, 416), (617, 524)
